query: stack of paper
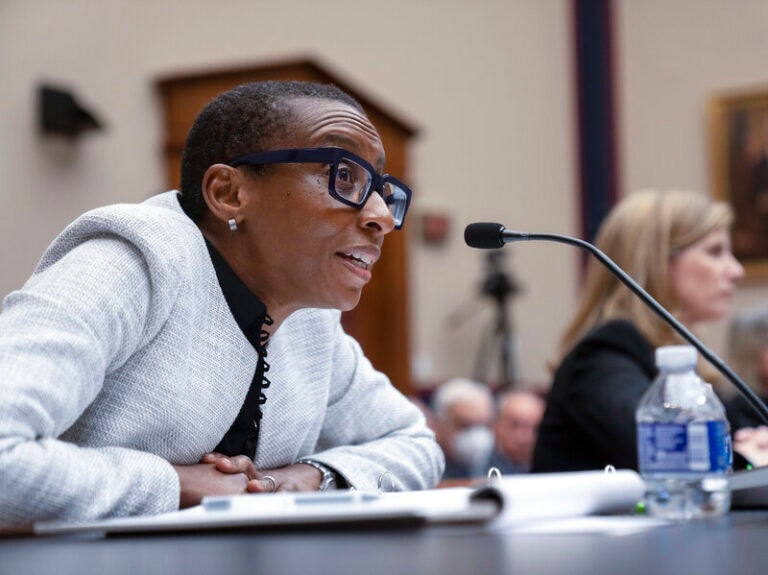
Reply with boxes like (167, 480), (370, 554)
(34, 469), (646, 536)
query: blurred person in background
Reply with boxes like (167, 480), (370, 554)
(532, 189), (744, 472)
(722, 306), (768, 467)
(723, 306), (768, 430)
(432, 377), (495, 479)
(488, 391), (545, 474)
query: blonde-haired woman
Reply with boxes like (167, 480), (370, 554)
(531, 189), (744, 472)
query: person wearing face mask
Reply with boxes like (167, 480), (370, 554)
(532, 189), (745, 473)
(431, 377), (495, 479)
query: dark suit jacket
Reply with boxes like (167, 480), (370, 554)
(724, 392), (768, 432)
(531, 319), (656, 472)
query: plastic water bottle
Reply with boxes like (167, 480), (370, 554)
(636, 345), (732, 519)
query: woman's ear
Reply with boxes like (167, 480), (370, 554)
(201, 164), (244, 228)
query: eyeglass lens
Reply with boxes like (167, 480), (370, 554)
(334, 159), (371, 204)
(333, 157), (409, 225)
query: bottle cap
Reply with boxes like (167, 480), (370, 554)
(655, 345), (697, 369)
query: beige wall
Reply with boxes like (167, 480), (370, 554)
(616, 0), (768, 358)
(0, 0), (576, 389)
(5, 0), (765, 390)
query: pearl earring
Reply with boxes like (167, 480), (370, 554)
(228, 218), (238, 232)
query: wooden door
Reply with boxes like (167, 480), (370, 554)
(156, 58), (416, 394)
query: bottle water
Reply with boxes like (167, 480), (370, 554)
(636, 345), (732, 519)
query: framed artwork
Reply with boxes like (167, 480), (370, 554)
(711, 87), (768, 278)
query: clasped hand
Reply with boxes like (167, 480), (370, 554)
(734, 426), (768, 468)
(173, 453), (323, 508)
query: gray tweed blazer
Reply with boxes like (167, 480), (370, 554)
(0, 191), (443, 527)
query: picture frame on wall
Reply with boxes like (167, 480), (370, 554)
(710, 86), (768, 279)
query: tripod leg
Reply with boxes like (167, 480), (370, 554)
(473, 325), (493, 384)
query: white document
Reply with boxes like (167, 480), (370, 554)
(34, 491), (444, 535)
(470, 469), (646, 530)
(34, 469), (647, 536)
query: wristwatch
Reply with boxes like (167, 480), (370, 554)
(301, 459), (338, 491)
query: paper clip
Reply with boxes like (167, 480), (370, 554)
(486, 467), (502, 484)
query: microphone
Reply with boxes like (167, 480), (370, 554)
(464, 222), (768, 424)
(465, 222), (530, 249)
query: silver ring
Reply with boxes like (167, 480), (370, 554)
(262, 475), (277, 492)
(377, 471), (395, 493)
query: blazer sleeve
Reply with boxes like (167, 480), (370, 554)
(299, 321), (445, 492)
(0, 236), (180, 528)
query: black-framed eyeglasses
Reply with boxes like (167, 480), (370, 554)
(227, 146), (412, 229)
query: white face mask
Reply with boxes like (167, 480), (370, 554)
(451, 425), (494, 477)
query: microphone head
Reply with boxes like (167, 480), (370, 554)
(464, 222), (505, 249)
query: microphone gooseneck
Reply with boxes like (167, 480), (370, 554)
(464, 222), (768, 424)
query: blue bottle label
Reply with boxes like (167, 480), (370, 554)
(637, 421), (730, 473)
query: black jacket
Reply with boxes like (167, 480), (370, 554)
(531, 319), (656, 472)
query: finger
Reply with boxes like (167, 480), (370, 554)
(757, 436), (768, 448)
(245, 480), (262, 493)
(734, 429), (753, 441)
(200, 452), (228, 463)
(245, 476), (278, 493)
(208, 456), (250, 475)
(214, 455), (251, 472)
(212, 458), (234, 473)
